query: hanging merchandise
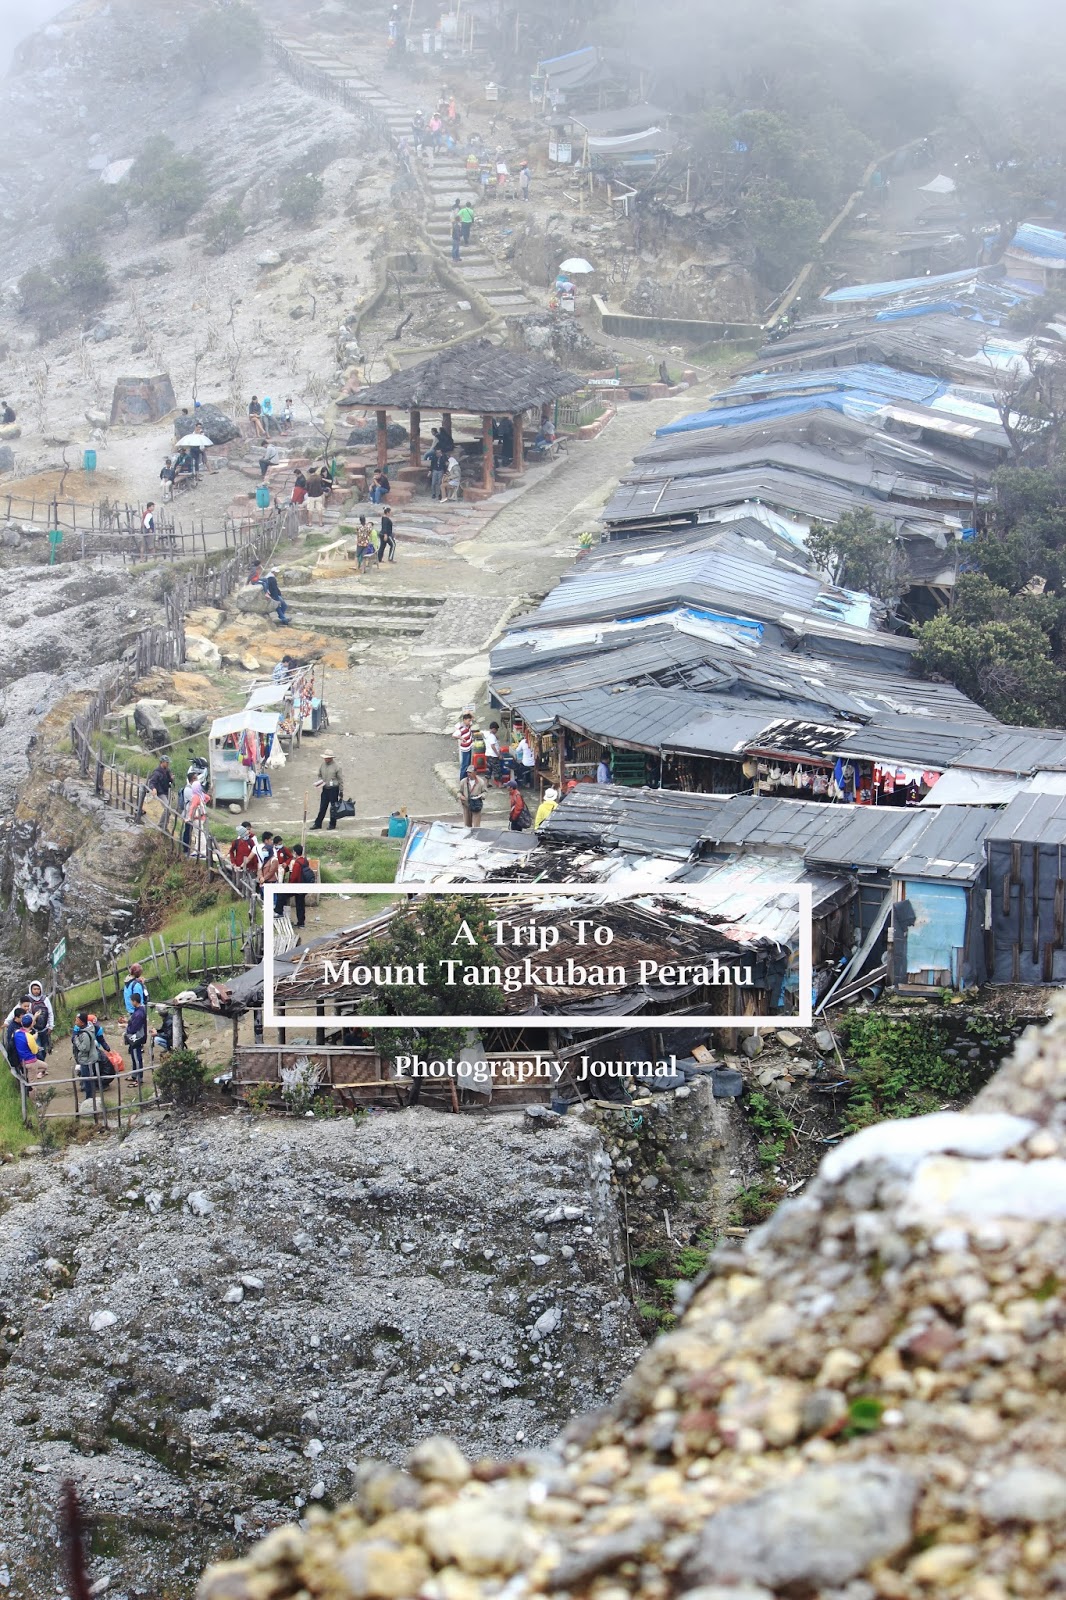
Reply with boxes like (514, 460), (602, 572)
(268, 739), (287, 769)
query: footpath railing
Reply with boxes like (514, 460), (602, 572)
(271, 36), (396, 149)
(5, 492), (299, 563)
(17, 1055), (162, 1133)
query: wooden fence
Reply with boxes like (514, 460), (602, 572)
(5, 491), (298, 564)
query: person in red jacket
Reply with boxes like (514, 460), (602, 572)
(229, 821), (257, 873)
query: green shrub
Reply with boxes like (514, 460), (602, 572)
(838, 1013), (998, 1132)
(55, 184), (128, 254)
(131, 136), (208, 236)
(746, 1090), (795, 1167)
(18, 254), (111, 336)
(185, 3), (264, 88)
(155, 1047), (208, 1108)
(279, 173), (325, 225)
(203, 200), (246, 254)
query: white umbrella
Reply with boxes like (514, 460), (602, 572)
(176, 433), (214, 447)
(559, 257), (595, 274)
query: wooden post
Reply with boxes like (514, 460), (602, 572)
(409, 406), (421, 467)
(375, 409), (389, 470)
(512, 411), (525, 475)
(482, 414), (494, 491)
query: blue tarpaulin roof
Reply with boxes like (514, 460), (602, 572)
(823, 269), (985, 303)
(710, 364), (945, 406)
(1009, 224), (1066, 264)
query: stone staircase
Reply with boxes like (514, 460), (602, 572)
(288, 586), (445, 640)
(274, 36), (539, 321)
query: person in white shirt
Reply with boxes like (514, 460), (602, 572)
(140, 502), (156, 556)
(484, 721), (501, 782)
(514, 733), (536, 788)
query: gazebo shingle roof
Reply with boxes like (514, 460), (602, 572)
(341, 339), (584, 414)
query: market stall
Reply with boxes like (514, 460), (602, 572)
(208, 710), (282, 807)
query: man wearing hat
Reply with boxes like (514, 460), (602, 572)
(312, 750), (344, 830)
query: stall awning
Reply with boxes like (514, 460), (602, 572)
(210, 711), (281, 739)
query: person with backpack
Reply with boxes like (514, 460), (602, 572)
(4, 995), (33, 1077)
(12, 1012), (42, 1084)
(229, 819), (257, 873)
(284, 844), (315, 928)
(27, 981), (54, 1056)
(459, 767), (485, 830)
(509, 782), (532, 832)
(258, 834), (285, 901)
(123, 963), (148, 1019)
(72, 1012), (102, 1106)
(124, 994), (148, 1090)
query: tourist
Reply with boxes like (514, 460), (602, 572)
(190, 421), (209, 473)
(124, 992), (147, 1090)
(71, 1011), (102, 1105)
(248, 395), (267, 439)
(534, 786), (559, 829)
(597, 756), (612, 783)
(259, 568), (290, 624)
(11, 1012), (41, 1082)
(509, 782), (532, 831)
(258, 836), (284, 899)
(286, 844), (315, 927)
(159, 457), (176, 501)
(261, 396), (274, 431)
(444, 453), (462, 501)
(259, 440), (279, 480)
(514, 731), (536, 786)
(27, 981), (54, 1056)
(183, 773), (208, 857)
(291, 468), (307, 511)
(123, 963), (148, 1018)
(458, 201), (475, 244)
(0, 400), (15, 425)
(356, 519), (376, 572)
(429, 112), (443, 152)
(140, 501), (156, 556)
(519, 161), (531, 201)
(3, 995), (32, 1078)
(282, 397), (294, 431)
(311, 750), (344, 830)
(178, 765), (206, 854)
(256, 831), (275, 873)
(146, 755), (173, 806)
(484, 721), (502, 781)
(304, 465), (326, 524)
(459, 765), (485, 829)
(437, 419), (455, 453)
(229, 820), (257, 873)
(426, 431), (446, 499)
(369, 467), (391, 504)
(377, 506), (396, 563)
(453, 710), (475, 778)
(172, 449), (195, 490)
(451, 214), (462, 262)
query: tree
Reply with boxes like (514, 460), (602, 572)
(279, 173), (325, 226)
(130, 136), (208, 237)
(915, 611), (1066, 726)
(972, 464), (1066, 596)
(806, 507), (908, 600)
(185, 2), (264, 89)
(738, 179), (821, 287)
(203, 200), (246, 255)
(55, 183), (127, 255)
(361, 895), (504, 1067)
(18, 255), (111, 338)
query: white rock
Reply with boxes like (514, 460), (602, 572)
(223, 1285), (245, 1305)
(186, 1190), (215, 1216)
(821, 1113), (1036, 1183)
(530, 1254), (550, 1266)
(240, 1275), (265, 1292)
(980, 1464), (1066, 1523)
(304, 1438), (324, 1459)
(145, 1191), (163, 1215)
(89, 1310), (117, 1333)
(309, 1479), (325, 1500)
(901, 1156), (1066, 1225)
(532, 1306), (562, 1339)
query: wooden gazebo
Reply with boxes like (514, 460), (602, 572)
(342, 340), (583, 496)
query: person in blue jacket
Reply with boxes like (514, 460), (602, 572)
(12, 1013), (42, 1083)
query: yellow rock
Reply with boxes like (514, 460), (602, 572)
(906, 1543), (977, 1584)
(337, 1539), (431, 1599)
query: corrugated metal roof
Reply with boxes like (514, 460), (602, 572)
(954, 727), (1066, 775)
(984, 790), (1066, 845)
(703, 794), (933, 871)
(802, 805), (936, 871)
(1008, 224), (1066, 266)
(822, 269), (987, 304)
(833, 718), (980, 767)
(541, 784), (731, 859)
(893, 804), (995, 882)
(709, 364), (946, 407)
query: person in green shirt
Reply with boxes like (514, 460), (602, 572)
(458, 203), (475, 246)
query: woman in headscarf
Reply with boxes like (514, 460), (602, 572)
(27, 981), (54, 1056)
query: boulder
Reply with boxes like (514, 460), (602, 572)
(234, 587), (274, 617)
(257, 249), (282, 267)
(84, 409), (109, 429)
(175, 402), (242, 447)
(110, 373), (176, 426)
(346, 421), (408, 447)
(176, 708), (208, 735)
(184, 634), (222, 668)
(133, 700), (168, 748)
(0, 423), (21, 441)
(0, 446), (14, 474)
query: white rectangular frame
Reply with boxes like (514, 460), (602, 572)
(263, 881), (813, 1031)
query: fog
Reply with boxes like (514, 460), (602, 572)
(0, 0), (63, 71)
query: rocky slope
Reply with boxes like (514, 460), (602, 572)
(198, 1000), (1066, 1600)
(0, 1107), (644, 1598)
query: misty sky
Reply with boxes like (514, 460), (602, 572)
(0, 0), (62, 71)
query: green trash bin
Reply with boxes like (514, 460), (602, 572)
(255, 484), (271, 510)
(83, 449), (97, 472)
(388, 813), (409, 839)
